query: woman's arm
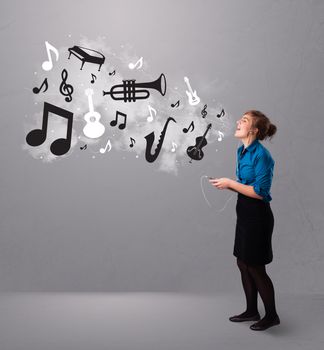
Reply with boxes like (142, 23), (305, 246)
(209, 178), (263, 200)
(228, 179), (263, 200)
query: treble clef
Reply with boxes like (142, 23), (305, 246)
(201, 104), (207, 118)
(59, 69), (74, 102)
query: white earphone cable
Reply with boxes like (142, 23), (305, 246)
(200, 175), (234, 213)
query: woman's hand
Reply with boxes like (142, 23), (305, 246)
(209, 177), (233, 190)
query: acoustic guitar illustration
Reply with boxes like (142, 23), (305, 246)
(186, 123), (212, 162)
(83, 88), (105, 139)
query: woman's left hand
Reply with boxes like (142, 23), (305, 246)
(209, 177), (233, 190)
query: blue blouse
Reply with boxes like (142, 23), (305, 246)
(236, 139), (275, 202)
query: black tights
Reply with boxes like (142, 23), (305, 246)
(237, 258), (278, 319)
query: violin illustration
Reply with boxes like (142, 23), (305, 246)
(186, 123), (212, 162)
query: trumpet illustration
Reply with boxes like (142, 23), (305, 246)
(103, 73), (167, 102)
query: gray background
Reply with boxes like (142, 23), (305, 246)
(1, 0), (324, 295)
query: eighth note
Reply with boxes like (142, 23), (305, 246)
(171, 141), (177, 152)
(99, 139), (112, 154)
(183, 121), (195, 133)
(33, 78), (49, 94)
(171, 100), (180, 108)
(109, 70), (116, 76)
(217, 108), (225, 118)
(80, 144), (87, 150)
(128, 57), (143, 70)
(147, 105), (156, 122)
(129, 137), (136, 148)
(90, 73), (97, 84)
(110, 110), (127, 130)
(42, 41), (59, 71)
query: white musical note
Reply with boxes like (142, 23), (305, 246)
(42, 41), (59, 71)
(147, 105), (157, 122)
(171, 141), (177, 152)
(128, 57), (143, 70)
(99, 139), (112, 154)
(217, 131), (224, 141)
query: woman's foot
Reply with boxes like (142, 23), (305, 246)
(250, 315), (280, 331)
(229, 311), (261, 322)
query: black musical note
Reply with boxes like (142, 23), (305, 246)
(26, 102), (74, 156)
(183, 121), (195, 133)
(109, 70), (116, 76)
(129, 137), (136, 148)
(110, 110), (127, 130)
(80, 144), (87, 150)
(201, 104), (207, 118)
(90, 73), (97, 84)
(33, 78), (49, 94)
(59, 69), (74, 102)
(186, 123), (212, 163)
(217, 108), (225, 118)
(171, 100), (180, 108)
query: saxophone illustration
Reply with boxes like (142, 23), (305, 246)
(144, 117), (176, 163)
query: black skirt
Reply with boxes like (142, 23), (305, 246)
(233, 193), (274, 265)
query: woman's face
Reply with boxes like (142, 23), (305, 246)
(234, 114), (255, 139)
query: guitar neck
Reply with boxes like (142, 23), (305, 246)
(184, 78), (194, 95)
(87, 94), (94, 112)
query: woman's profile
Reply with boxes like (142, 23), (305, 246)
(209, 110), (280, 331)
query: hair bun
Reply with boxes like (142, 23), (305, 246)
(267, 123), (277, 138)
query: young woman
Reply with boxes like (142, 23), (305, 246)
(209, 110), (280, 331)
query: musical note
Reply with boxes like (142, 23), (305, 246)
(217, 131), (224, 141)
(147, 105), (156, 122)
(201, 104), (207, 118)
(110, 110), (127, 130)
(109, 70), (116, 76)
(99, 139), (112, 154)
(90, 73), (97, 84)
(129, 137), (136, 148)
(171, 100), (180, 108)
(59, 69), (74, 102)
(42, 41), (59, 71)
(33, 78), (49, 94)
(80, 144), (87, 150)
(128, 57), (143, 70)
(171, 142), (177, 152)
(183, 121), (195, 133)
(217, 108), (225, 118)
(26, 102), (73, 156)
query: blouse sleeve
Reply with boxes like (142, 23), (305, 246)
(253, 151), (275, 202)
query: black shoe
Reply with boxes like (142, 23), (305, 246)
(229, 312), (261, 322)
(250, 315), (280, 331)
